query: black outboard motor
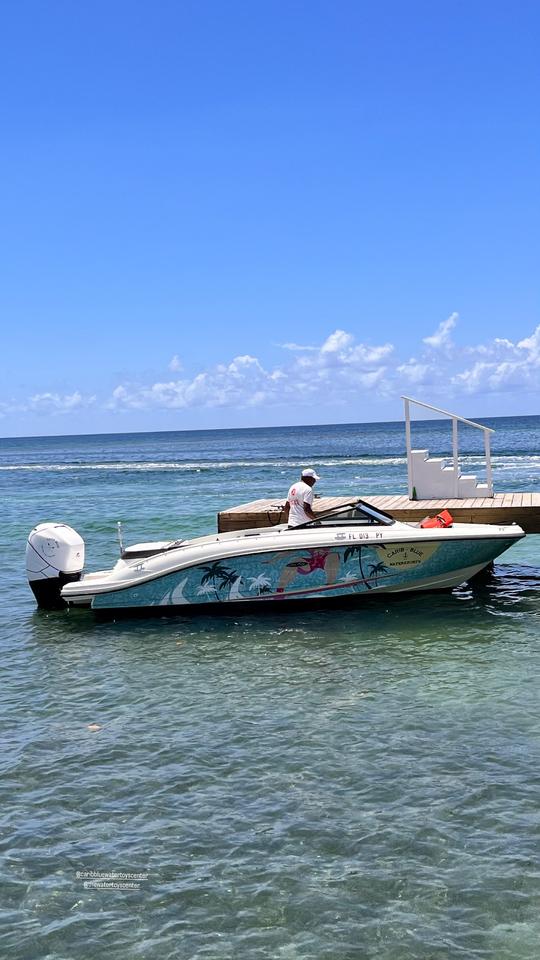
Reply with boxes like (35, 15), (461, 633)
(26, 523), (85, 609)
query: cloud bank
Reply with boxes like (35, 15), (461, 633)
(0, 391), (96, 418)
(107, 316), (540, 414)
(2, 315), (539, 420)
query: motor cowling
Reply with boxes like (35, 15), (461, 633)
(26, 523), (85, 609)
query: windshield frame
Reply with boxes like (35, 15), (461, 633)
(293, 498), (396, 530)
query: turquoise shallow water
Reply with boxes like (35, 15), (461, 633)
(1, 417), (539, 958)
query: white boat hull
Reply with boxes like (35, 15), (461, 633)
(59, 517), (524, 614)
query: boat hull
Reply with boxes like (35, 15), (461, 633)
(82, 533), (518, 613)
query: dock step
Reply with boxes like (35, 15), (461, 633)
(410, 449), (492, 500)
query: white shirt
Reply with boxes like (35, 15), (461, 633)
(287, 480), (314, 526)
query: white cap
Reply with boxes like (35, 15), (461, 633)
(301, 468), (320, 481)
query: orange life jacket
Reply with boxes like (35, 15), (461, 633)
(420, 509), (454, 529)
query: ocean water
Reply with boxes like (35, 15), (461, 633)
(1, 416), (539, 959)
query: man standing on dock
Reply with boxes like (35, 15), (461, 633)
(284, 468), (320, 527)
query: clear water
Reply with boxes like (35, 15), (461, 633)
(1, 417), (539, 958)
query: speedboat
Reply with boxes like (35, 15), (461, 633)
(26, 499), (525, 615)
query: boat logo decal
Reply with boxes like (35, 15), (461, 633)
(379, 542), (439, 569)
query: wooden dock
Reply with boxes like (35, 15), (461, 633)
(218, 492), (540, 534)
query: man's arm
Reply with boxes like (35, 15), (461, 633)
(303, 489), (317, 520)
(283, 501), (290, 523)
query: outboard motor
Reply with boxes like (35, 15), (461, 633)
(26, 523), (85, 609)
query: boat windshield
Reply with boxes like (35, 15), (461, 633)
(298, 499), (395, 529)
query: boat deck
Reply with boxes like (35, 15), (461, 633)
(218, 493), (540, 534)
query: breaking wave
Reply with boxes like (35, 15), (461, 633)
(0, 454), (538, 472)
(0, 457), (408, 472)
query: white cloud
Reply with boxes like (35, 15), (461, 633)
(108, 330), (397, 412)
(465, 338), (513, 358)
(168, 354), (183, 372)
(320, 329), (354, 354)
(396, 359), (433, 385)
(109, 355), (285, 412)
(452, 324), (540, 394)
(280, 331), (394, 367)
(2, 391), (97, 415)
(517, 325), (540, 358)
(279, 341), (318, 352)
(423, 312), (458, 350)
(352, 343), (394, 365)
(28, 391), (93, 412)
(294, 330), (394, 377)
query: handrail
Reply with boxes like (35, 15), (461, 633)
(400, 396), (495, 433)
(401, 396), (494, 499)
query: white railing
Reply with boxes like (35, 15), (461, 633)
(402, 396), (494, 499)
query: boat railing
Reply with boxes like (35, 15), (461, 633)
(401, 396), (495, 499)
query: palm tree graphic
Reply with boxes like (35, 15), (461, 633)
(343, 545), (372, 589)
(248, 574), (272, 596)
(197, 582), (217, 599)
(200, 560), (238, 597)
(368, 560), (389, 585)
(217, 569), (237, 591)
(338, 571), (358, 583)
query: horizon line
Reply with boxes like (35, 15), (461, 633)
(1, 411), (538, 443)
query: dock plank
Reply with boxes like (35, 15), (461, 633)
(371, 496), (394, 508)
(382, 496), (407, 510)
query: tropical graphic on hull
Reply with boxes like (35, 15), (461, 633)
(90, 536), (505, 609)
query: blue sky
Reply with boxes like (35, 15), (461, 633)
(1, 0), (539, 436)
